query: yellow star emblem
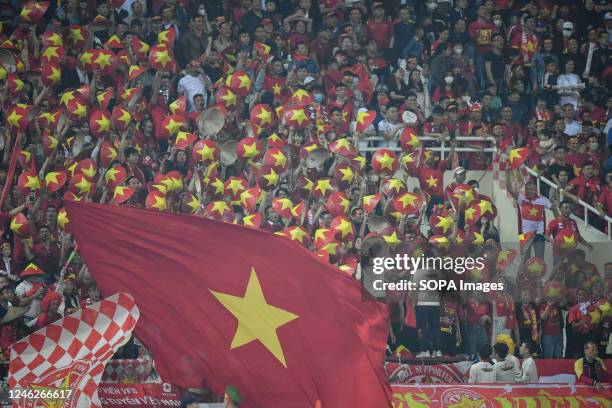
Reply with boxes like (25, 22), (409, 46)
(60, 91), (75, 106)
(42, 47), (60, 61)
(220, 89), (237, 106)
(47, 65), (61, 83)
(105, 167), (121, 183)
(314, 179), (333, 195)
(508, 148), (524, 163)
(209, 178), (225, 195)
(472, 232), (484, 245)
(261, 168), (279, 186)
(80, 51), (93, 65)
(562, 234), (576, 249)
(377, 152), (395, 171)
(425, 175), (438, 188)
(448, 395), (485, 408)
(397, 192), (417, 208)
(164, 117), (183, 135)
(72, 101), (86, 118)
(529, 207), (538, 217)
(478, 199), (493, 215)
(154, 49), (171, 66)
(74, 178), (91, 194)
(270, 150), (287, 167)
(186, 196), (201, 212)
(338, 167), (354, 183)
(464, 206), (477, 222)
(383, 231), (402, 247)
(292, 88), (310, 102)
(435, 215), (454, 234)
(210, 268), (298, 367)
(225, 179), (245, 196)
(95, 115), (110, 133)
(237, 74), (251, 89)
(290, 109), (308, 126)
(334, 218), (354, 238)
(211, 200), (230, 215)
(68, 27), (84, 42)
(7, 110), (22, 127)
(94, 52), (112, 69)
(271, 82), (281, 95)
(242, 142), (260, 158)
(256, 107), (272, 125)
(44, 172), (61, 186)
(287, 227), (306, 243)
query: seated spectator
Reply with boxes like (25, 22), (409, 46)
(469, 344), (495, 383)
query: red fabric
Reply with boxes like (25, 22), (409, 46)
(364, 18), (393, 49)
(539, 303), (562, 336)
(467, 21), (497, 55)
(66, 201), (392, 408)
(466, 299), (490, 327)
(417, 159), (448, 199)
(546, 216), (580, 239)
(597, 185), (612, 216)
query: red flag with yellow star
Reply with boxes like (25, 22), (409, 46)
(19, 0), (49, 23)
(355, 110), (376, 132)
(66, 201), (392, 408)
(507, 147), (529, 170)
(148, 45), (175, 72)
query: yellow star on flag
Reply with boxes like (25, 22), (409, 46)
(270, 150), (286, 167)
(7, 110), (22, 127)
(47, 33), (63, 47)
(435, 215), (454, 234)
(219, 90), (237, 106)
(292, 88), (310, 102)
(117, 109), (131, 125)
(186, 195), (201, 212)
(94, 52), (112, 69)
(425, 175), (438, 188)
(25, 175), (41, 190)
(154, 49), (172, 66)
(334, 218), (353, 238)
(277, 198), (293, 211)
(287, 227), (307, 243)
(237, 74), (251, 89)
(68, 27), (84, 42)
(478, 200), (493, 215)
(211, 201), (230, 215)
(113, 185), (129, 200)
(464, 206), (477, 222)
(42, 47), (60, 61)
(377, 152), (395, 171)
(256, 107), (272, 125)
(73, 101), (86, 118)
(261, 168), (279, 186)
(271, 82), (281, 95)
(60, 91), (75, 106)
(210, 178), (225, 195)
(47, 65), (61, 83)
(164, 118), (183, 135)
(104, 167), (121, 183)
(387, 179), (405, 193)
(527, 262), (543, 274)
(95, 115), (110, 133)
(529, 207), (538, 217)
(383, 231), (402, 248)
(44, 172), (61, 186)
(80, 51), (93, 65)
(508, 148), (524, 164)
(210, 267), (298, 367)
(80, 164), (96, 179)
(226, 179), (245, 196)
(397, 192), (417, 209)
(314, 179), (333, 195)
(151, 194), (166, 210)
(242, 142), (260, 158)
(320, 241), (339, 255)
(472, 232), (485, 245)
(356, 110), (370, 124)
(562, 234), (576, 249)
(338, 167), (354, 183)
(290, 109), (308, 126)
(74, 178), (91, 194)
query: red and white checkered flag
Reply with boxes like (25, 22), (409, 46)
(9, 292), (140, 408)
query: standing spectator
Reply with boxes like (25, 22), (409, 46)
(364, 2), (393, 52)
(177, 61), (212, 112)
(556, 60), (584, 110)
(468, 4), (496, 88)
(515, 340), (538, 383)
(413, 257), (442, 358)
(493, 342), (517, 383)
(469, 344), (496, 383)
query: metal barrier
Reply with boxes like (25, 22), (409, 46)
(524, 166), (612, 240)
(359, 134), (612, 240)
(358, 136), (498, 161)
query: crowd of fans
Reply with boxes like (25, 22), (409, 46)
(0, 0), (610, 386)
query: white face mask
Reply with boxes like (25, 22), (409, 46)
(198, 6), (206, 15)
(454, 47), (463, 54)
(427, 2), (437, 11)
(494, 19), (502, 27)
(590, 142), (599, 151)
(562, 29), (572, 37)
(444, 76), (454, 85)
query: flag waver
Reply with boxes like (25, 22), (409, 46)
(9, 293), (140, 408)
(355, 110), (375, 132)
(507, 147), (529, 169)
(66, 202), (392, 408)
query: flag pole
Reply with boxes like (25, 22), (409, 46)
(55, 245), (79, 294)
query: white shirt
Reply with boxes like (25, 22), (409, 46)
(377, 120), (402, 149)
(556, 73), (581, 110)
(516, 356), (538, 383)
(564, 120), (582, 136)
(177, 74), (207, 112)
(506, 354), (521, 375)
(15, 281), (41, 320)
(494, 359), (517, 383)
(469, 361), (496, 383)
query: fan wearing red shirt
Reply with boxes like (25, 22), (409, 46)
(510, 16), (538, 67)
(364, 3), (394, 50)
(468, 5), (497, 56)
(596, 171), (612, 218)
(569, 162), (602, 207)
(545, 201), (593, 250)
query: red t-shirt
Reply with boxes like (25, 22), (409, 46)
(418, 159), (448, 199)
(467, 21), (497, 55)
(546, 217), (580, 239)
(364, 18), (393, 50)
(569, 175), (601, 205)
(597, 185), (612, 216)
(539, 303), (562, 336)
(466, 299), (490, 327)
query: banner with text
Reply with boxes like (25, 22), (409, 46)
(99, 384), (180, 407)
(391, 383), (612, 407)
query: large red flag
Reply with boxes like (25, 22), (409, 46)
(65, 202), (392, 407)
